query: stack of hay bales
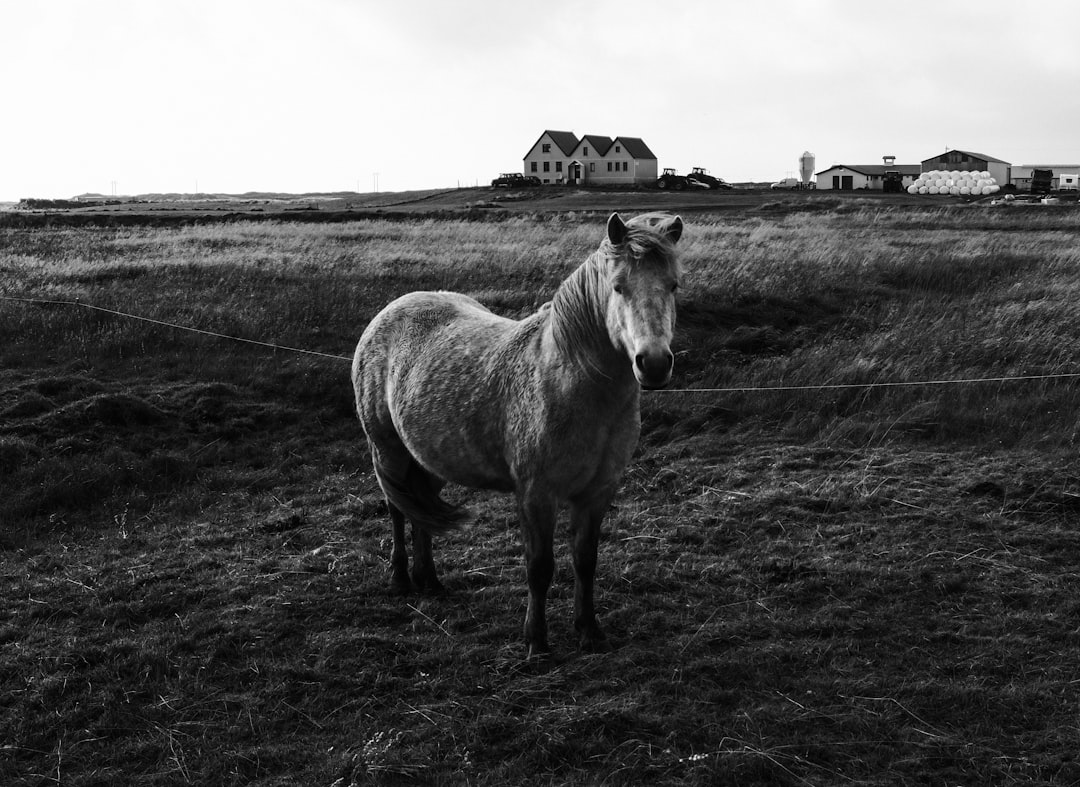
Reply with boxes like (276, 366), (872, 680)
(908, 170), (1000, 196)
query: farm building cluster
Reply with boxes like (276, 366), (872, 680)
(815, 150), (1079, 193)
(512, 131), (1079, 193)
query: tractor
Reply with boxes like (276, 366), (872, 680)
(655, 168), (690, 190)
(686, 167), (732, 190)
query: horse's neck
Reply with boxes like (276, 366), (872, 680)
(544, 254), (627, 384)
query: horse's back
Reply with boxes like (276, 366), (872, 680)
(354, 291), (511, 381)
(358, 290), (496, 347)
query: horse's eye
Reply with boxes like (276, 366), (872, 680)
(613, 283), (625, 296)
(670, 283), (679, 293)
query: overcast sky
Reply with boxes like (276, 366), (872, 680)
(2, 0), (1078, 200)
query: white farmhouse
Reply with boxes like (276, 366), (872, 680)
(522, 130), (657, 186)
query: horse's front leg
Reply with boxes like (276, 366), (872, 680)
(569, 501), (607, 651)
(517, 491), (556, 659)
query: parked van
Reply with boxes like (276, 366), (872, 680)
(770, 178), (800, 190)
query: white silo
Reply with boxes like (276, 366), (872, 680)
(799, 151), (815, 187)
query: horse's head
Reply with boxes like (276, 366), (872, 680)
(603, 212), (683, 389)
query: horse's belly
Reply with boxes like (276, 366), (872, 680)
(400, 428), (515, 492)
(392, 389), (516, 493)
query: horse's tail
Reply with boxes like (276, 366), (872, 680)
(376, 459), (469, 535)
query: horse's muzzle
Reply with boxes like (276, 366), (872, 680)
(634, 350), (674, 389)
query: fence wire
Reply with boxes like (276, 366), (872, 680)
(5, 293), (1079, 393)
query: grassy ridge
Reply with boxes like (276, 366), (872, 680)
(3, 207), (1080, 784)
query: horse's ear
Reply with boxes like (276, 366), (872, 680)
(607, 213), (628, 245)
(666, 215), (684, 244)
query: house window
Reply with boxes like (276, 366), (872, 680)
(543, 161), (550, 172)
(615, 146), (621, 153)
(607, 162), (612, 172)
(589, 163), (595, 172)
(530, 162), (537, 172)
(542, 143), (551, 153)
(584, 147), (589, 156)
(555, 161), (562, 172)
(623, 162), (629, 171)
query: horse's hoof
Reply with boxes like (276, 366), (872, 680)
(575, 616), (608, 652)
(416, 576), (446, 595)
(580, 635), (608, 653)
(578, 628), (609, 653)
(525, 641), (551, 662)
(410, 570), (445, 595)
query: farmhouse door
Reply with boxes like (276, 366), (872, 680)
(841, 175), (853, 190)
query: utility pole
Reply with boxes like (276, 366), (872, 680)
(373, 172), (379, 193)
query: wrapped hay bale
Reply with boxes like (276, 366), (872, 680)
(914, 169), (999, 197)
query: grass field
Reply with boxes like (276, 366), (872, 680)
(3, 198), (1080, 784)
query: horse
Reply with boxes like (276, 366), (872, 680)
(351, 212), (684, 658)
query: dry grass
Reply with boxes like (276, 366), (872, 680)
(3, 204), (1080, 784)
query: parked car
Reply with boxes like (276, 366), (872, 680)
(686, 167), (733, 190)
(491, 173), (541, 188)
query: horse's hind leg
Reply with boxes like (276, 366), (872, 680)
(410, 522), (445, 594)
(387, 500), (444, 594)
(387, 501), (443, 594)
(389, 503), (411, 595)
(372, 440), (445, 593)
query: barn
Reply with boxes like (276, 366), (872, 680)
(920, 149), (1010, 186)
(522, 130), (657, 186)
(815, 156), (921, 191)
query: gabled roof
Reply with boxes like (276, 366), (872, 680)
(922, 149), (1010, 165)
(578, 135), (614, 156)
(615, 136), (656, 160)
(526, 130), (579, 157)
(524, 130), (656, 161)
(816, 164), (922, 176)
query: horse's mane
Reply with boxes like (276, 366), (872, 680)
(548, 256), (609, 370)
(548, 218), (680, 375)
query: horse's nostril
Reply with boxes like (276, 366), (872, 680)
(635, 354), (645, 372)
